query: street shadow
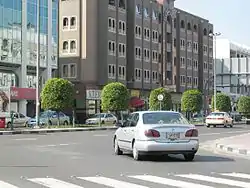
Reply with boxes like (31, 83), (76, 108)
(122, 153), (235, 163)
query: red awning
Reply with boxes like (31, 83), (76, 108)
(129, 97), (145, 108)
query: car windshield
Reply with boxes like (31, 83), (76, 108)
(142, 112), (189, 125)
(92, 114), (105, 118)
(210, 113), (224, 116)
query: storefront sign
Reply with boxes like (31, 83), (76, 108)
(86, 90), (101, 100)
(10, 87), (36, 100)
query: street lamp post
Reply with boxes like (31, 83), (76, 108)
(209, 32), (221, 111)
(36, 0), (40, 127)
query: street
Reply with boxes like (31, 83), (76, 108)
(0, 125), (250, 187)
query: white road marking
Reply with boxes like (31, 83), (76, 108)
(78, 176), (149, 188)
(0, 180), (19, 188)
(177, 174), (250, 187)
(13, 138), (37, 141)
(46, 145), (57, 147)
(129, 175), (213, 188)
(59, 144), (69, 146)
(220, 173), (250, 180)
(28, 178), (83, 188)
(93, 134), (108, 137)
(200, 130), (250, 136)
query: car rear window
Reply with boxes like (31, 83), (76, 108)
(142, 112), (189, 125)
(210, 113), (224, 116)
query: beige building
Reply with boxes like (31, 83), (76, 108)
(59, 0), (213, 122)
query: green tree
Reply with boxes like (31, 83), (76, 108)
(181, 89), (202, 113)
(149, 87), (172, 110)
(237, 96), (250, 118)
(41, 78), (74, 125)
(101, 82), (129, 113)
(211, 93), (231, 112)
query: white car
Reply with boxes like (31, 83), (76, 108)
(85, 113), (117, 125)
(113, 111), (199, 161)
(205, 112), (233, 128)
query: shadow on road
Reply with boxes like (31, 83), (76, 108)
(123, 154), (235, 163)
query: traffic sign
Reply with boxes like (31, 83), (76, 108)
(157, 94), (164, 101)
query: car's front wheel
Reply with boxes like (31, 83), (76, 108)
(183, 153), (195, 161)
(114, 137), (123, 155)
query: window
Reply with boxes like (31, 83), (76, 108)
(70, 16), (76, 29)
(135, 68), (142, 81)
(118, 66), (126, 79)
(180, 75), (185, 85)
(152, 30), (158, 42)
(209, 47), (213, 56)
(144, 28), (150, 40)
(187, 22), (191, 30)
(63, 17), (68, 30)
(203, 61), (208, 70)
(152, 10), (157, 20)
(108, 17), (116, 32)
(118, 43), (126, 57)
(193, 42), (198, 53)
(193, 77), (198, 86)
(61, 64), (77, 78)
(186, 76), (192, 85)
(180, 20), (185, 29)
(109, 0), (115, 6)
(152, 71), (158, 82)
(180, 57), (185, 68)
(70, 40), (76, 53)
(144, 48), (150, 61)
(193, 24), (197, 32)
(119, 0), (125, 9)
(180, 39), (185, 50)
(142, 112), (189, 125)
(135, 47), (141, 60)
(62, 41), (68, 53)
(108, 40), (116, 55)
(135, 4), (141, 15)
(108, 64), (116, 78)
(187, 41), (192, 51)
(152, 50), (158, 63)
(203, 45), (208, 55)
(187, 58), (192, 68)
(118, 20), (126, 34)
(144, 8), (149, 18)
(193, 60), (198, 70)
(135, 26), (141, 38)
(203, 28), (207, 36)
(209, 63), (213, 70)
(144, 70), (150, 82)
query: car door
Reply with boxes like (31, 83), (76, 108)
(12, 113), (20, 127)
(117, 113), (134, 150)
(225, 113), (232, 124)
(59, 112), (66, 124)
(18, 113), (27, 127)
(125, 113), (139, 150)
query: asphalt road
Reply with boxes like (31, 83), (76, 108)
(0, 124), (250, 187)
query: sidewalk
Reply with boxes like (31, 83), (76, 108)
(215, 133), (250, 157)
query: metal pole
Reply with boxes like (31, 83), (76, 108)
(159, 101), (162, 111)
(141, 0), (144, 98)
(36, 0), (40, 127)
(160, 4), (164, 87)
(213, 35), (217, 111)
(115, 1), (119, 82)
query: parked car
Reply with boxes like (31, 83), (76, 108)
(113, 111), (199, 161)
(205, 112), (233, 128)
(27, 110), (70, 127)
(85, 113), (117, 125)
(0, 111), (30, 128)
(230, 112), (242, 122)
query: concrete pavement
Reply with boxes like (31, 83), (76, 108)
(0, 125), (250, 187)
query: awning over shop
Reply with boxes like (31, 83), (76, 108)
(129, 96), (145, 108)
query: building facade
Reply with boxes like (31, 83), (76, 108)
(59, 0), (213, 122)
(0, 0), (58, 116)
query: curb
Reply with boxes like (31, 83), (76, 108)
(0, 126), (118, 135)
(215, 143), (250, 157)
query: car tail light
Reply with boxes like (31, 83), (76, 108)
(206, 117), (211, 119)
(185, 129), (198, 137)
(144, 129), (160, 137)
(217, 118), (224, 120)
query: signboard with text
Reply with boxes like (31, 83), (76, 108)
(86, 90), (101, 100)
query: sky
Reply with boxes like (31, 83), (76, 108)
(175, 0), (250, 46)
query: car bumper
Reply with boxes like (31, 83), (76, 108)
(206, 120), (225, 125)
(134, 140), (199, 155)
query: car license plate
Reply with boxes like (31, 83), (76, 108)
(166, 132), (180, 140)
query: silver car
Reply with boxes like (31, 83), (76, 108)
(113, 111), (199, 161)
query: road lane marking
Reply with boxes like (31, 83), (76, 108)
(220, 173), (250, 179)
(177, 174), (250, 187)
(59, 144), (69, 146)
(129, 175), (213, 188)
(78, 176), (149, 188)
(200, 130), (250, 136)
(93, 134), (108, 137)
(28, 178), (83, 188)
(13, 138), (37, 141)
(0, 181), (19, 188)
